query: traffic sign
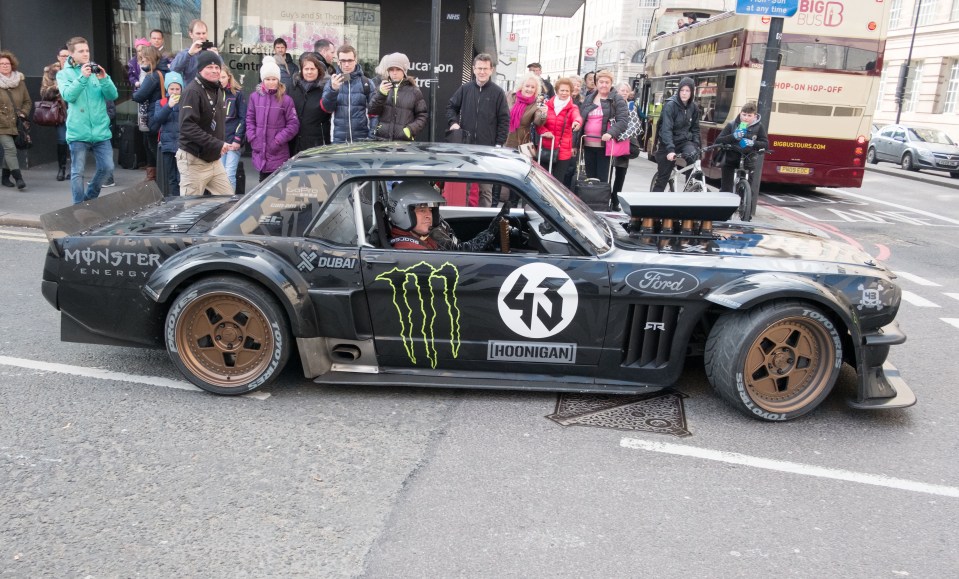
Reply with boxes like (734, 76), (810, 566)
(585, 47), (595, 57)
(735, 0), (799, 17)
(595, 40), (603, 49)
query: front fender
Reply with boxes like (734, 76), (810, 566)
(143, 240), (319, 337)
(705, 271), (860, 346)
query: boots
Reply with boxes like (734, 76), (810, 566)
(144, 166), (157, 182)
(1, 169), (12, 187)
(11, 169), (25, 190)
(57, 144), (68, 181)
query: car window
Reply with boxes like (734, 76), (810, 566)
(306, 182), (362, 246)
(894, 130), (905, 140)
(880, 126), (896, 137)
(910, 128), (955, 145)
(228, 169), (331, 237)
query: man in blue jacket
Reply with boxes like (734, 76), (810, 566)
(320, 44), (374, 143)
(56, 36), (119, 204)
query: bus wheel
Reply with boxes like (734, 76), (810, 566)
(866, 147), (878, 164)
(901, 152), (916, 171)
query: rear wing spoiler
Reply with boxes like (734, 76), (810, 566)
(40, 181), (164, 241)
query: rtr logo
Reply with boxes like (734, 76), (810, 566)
(644, 322), (665, 331)
(498, 263), (578, 339)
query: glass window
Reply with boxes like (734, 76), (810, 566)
(918, 0), (939, 25)
(909, 127), (956, 144)
(230, 169), (331, 237)
(904, 60), (923, 113)
(751, 42), (878, 72)
(880, 126), (897, 137)
(952, 0), (959, 20)
(308, 182), (362, 245)
(945, 61), (959, 113)
(877, 67), (888, 112)
(695, 76), (719, 123)
(890, 0), (902, 28)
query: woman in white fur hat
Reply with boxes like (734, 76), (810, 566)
(368, 52), (428, 141)
(245, 56), (299, 181)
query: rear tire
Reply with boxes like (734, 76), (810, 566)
(684, 175), (705, 192)
(866, 147), (878, 164)
(901, 152), (915, 171)
(705, 301), (842, 421)
(165, 276), (291, 395)
(736, 179), (753, 221)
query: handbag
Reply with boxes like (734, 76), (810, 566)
(3, 90), (31, 149)
(628, 135), (641, 160)
(33, 100), (66, 127)
(605, 136), (630, 157)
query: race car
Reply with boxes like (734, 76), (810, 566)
(40, 142), (915, 421)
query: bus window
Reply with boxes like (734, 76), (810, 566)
(714, 73), (736, 125)
(751, 42), (879, 72)
(696, 76), (719, 122)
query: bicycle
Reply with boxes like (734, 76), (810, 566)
(710, 144), (773, 222)
(649, 147), (709, 193)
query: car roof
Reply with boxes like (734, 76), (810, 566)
(290, 142), (533, 182)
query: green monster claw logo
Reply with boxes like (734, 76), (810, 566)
(375, 261), (461, 368)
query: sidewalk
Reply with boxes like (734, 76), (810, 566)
(1, 154), (793, 230)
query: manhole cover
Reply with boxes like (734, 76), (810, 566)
(546, 391), (691, 437)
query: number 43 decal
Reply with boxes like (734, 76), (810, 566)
(498, 263), (578, 339)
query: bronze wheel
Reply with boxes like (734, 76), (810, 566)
(705, 301), (843, 421)
(166, 277), (290, 395)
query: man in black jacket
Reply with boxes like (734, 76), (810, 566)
(652, 76), (700, 191)
(446, 53), (509, 207)
(175, 50), (238, 196)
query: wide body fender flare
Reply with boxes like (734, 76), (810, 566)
(142, 240), (320, 337)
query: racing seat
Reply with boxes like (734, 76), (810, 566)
(369, 200), (391, 248)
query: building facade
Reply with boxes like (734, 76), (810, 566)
(873, 0), (959, 137)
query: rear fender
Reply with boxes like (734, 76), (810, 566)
(143, 241), (319, 337)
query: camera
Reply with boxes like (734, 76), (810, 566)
(89, 63), (101, 74)
(199, 41), (215, 50)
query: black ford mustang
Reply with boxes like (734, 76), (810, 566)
(40, 143), (914, 421)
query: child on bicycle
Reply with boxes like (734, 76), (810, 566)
(714, 101), (769, 193)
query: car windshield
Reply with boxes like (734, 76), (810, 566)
(909, 128), (956, 145)
(528, 164), (611, 253)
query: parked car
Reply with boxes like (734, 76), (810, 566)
(40, 142), (914, 421)
(867, 124), (959, 177)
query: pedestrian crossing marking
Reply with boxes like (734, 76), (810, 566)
(944, 293), (959, 303)
(900, 291), (940, 308)
(894, 271), (941, 287)
(942, 319), (959, 330)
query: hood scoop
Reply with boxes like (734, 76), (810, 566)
(618, 192), (740, 239)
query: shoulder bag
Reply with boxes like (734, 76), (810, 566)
(3, 90), (32, 149)
(33, 99), (66, 127)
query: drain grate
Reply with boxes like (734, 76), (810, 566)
(546, 391), (691, 437)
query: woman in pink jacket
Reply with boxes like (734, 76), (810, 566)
(536, 77), (582, 184)
(245, 56), (299, 182)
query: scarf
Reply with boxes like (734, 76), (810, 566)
(509, 92), (536, 133)
(552, 96), (569, 116)
(298, 78), (319, 92)
(0, 72), (21, 89)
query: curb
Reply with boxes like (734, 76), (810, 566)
(866, 164), (959, 189)
(0, 213), (42, 229)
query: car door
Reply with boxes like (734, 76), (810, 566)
(360, 214), (610, 374)
(875, 126), (895, 160)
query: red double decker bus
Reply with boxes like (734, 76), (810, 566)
(641, 1), (891, 188)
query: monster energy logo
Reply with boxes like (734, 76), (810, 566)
(375, 261), (461, 368)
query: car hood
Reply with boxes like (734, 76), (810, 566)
(40, 182), (236, 239)
(611, 220), (884, 273)
(913, 142), (959, 155)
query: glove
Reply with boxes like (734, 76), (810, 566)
(733, 129), (745, 139)
(740, 138), (754, 149)
(403, 127), (412, 140)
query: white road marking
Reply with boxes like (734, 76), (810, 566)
(620, 438), (959, 498)
(0, 355), (269, 399)
(0, 228), (44, 237)
(893, 271), (941, 286)
(900, 291), (940, 308)
(823, 188), (959, 226)
(0, 234), (46, 243)
(943, 293), (959, 302)
(942, 318), (959, 330)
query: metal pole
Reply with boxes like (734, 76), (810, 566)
(429, 0), (441, 142)
(751, 16), (784, 200)
(895, 0), (922, 124)
(577, 1), (587, 75)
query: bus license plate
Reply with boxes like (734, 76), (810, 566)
(777, 166), (813, 175)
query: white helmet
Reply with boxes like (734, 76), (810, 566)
(387, 181), (446, 230)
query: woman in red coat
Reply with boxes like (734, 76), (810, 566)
(536, 77), (582, 184)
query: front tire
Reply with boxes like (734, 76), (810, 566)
(866, 147), (878, 164)
(165, 276), (291, 395)
(684, 174), (705, 192)
(705, 301), (842, 421)
(735, 179), (753, 221)
(901, 152), (915, 171)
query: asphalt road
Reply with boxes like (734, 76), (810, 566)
(2, 166), (957, 577)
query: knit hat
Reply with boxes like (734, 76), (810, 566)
(195, 49), (222, 72)
(164, 71), (184, 91)
(375, 52), (410, 77)
(134, 38), (150, 48)
(260, 55), (281, 81)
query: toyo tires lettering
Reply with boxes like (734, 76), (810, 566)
(244, 321), (283, 391)
(803, 309), (842, 368)
(735, 372), (785, 421)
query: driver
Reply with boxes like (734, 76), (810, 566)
(387, 181), (515, 251)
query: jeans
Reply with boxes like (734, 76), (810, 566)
(69, 140), (114, 204)
(56, 124), (67, 145)
(221, 149), (240, 191)
(161, 151), (180, 196)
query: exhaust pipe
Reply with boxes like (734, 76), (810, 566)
(331, 344), (362, 361)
